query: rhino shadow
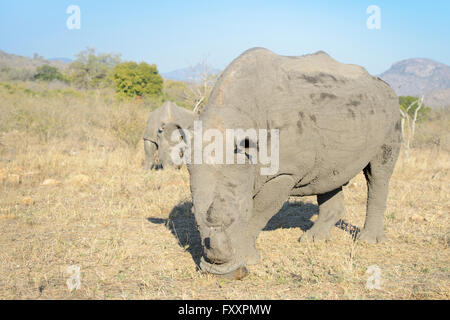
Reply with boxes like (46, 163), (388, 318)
(147, 202), (203, 268)
(264, 200), (317, 231)
(147, 200), (360, 268)
(265, 199), (360, 238)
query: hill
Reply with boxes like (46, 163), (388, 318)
(162, 63), (221, 82)
(0, 50), (68, 81)
(379, 58), (450, 108)
(0, 50), (67, 70)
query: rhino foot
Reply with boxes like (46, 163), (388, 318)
(299, 227), (331, 243)
(358, 228), (387, 244)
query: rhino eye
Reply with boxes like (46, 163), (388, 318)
(234, 138), (258, 162)
(241, 138), (250, 149)
(239, 138), (258, 151)
(157, 127), (163, 134)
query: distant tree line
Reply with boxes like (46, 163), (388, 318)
(13, 48), (216, 110)
(2, 47), (165, 100)
(67, 48), (164, 98)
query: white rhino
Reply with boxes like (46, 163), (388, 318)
(187, 48), (402, 279)
(143, 101), (195, 169)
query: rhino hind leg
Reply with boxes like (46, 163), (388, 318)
(300, 187), (346, 242)
(359, 138), (400, 244)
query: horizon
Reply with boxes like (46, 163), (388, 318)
(1, 48), (450, 77)
(1, 1), (449, 74)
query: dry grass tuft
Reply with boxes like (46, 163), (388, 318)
(0, 82), (449, 299)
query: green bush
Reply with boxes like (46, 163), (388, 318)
(112, 62), (163, 98)
(33, 65), (66, 82)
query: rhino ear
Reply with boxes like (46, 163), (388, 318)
(162, 123), (185, 143)
(178, 128), (189, 143)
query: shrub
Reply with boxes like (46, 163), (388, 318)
(113, 62), (163, 98)
(33, 65), (66, 82)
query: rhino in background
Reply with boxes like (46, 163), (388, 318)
(143, 101), (196, 169)
(187, 48), (401, 279)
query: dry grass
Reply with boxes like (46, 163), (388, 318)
(0, 82), (449, 299)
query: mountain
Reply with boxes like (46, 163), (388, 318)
(162, 63), (221, 82)
(0, 50), (68, 70)
(379, 58), (450, 108)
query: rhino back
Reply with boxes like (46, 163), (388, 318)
(204, 47), (398, 128)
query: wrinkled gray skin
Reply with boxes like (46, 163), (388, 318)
(143, 101), (195, 169)
(188, 48), (401, 279)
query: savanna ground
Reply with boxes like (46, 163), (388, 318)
(0, 82), (449, 299)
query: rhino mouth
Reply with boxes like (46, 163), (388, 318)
(199, 227), (248, 276)
(199, 256), (246, 276)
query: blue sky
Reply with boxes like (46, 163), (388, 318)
(1, 0), (449, 74)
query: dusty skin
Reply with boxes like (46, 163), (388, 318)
(188, 48), (402, 278)
(143, 101), (195, 170)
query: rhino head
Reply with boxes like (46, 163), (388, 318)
(189, 163), (257, 277)
(143, 101), (195, 170)
(186, 109), (268, 279)
(155, 122), (188, 169)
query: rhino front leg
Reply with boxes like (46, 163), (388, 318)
(300, 187), (346, 242)
(246, 175), (296, 265)
(359, 141), (400, 243)
(143, 139), (158, 170)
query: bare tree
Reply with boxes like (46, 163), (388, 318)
(400, 95), (424, 162)
(183, 57), (219, 113)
